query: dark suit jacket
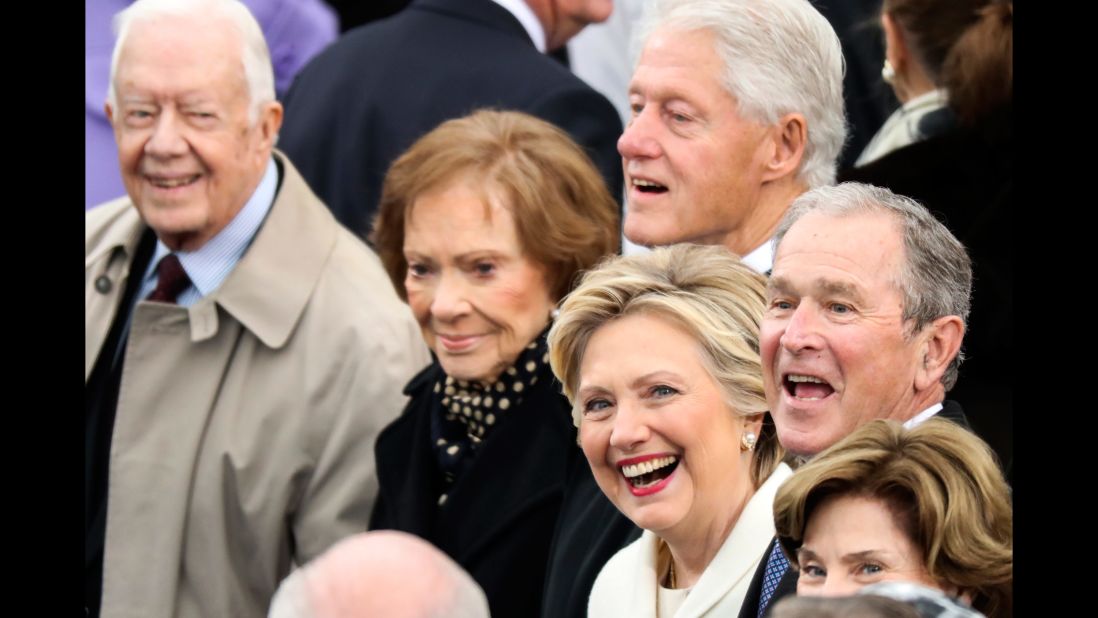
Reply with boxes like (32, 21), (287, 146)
(747, 401), (973, 617)
(540, 451), (641, 618)
(839, 107), (1012, 475)
(278, 0), (624, 238)
(371, 360), (576, 618)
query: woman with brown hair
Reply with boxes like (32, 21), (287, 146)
(368, 109), (619, 618)
(773, 418), (1013, 617)
(855, 0), (1012, 165)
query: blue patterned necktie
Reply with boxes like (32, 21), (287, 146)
(757, 541), (790, 617)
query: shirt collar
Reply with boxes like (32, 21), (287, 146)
(741, 236), (775, 274)
(903, 402), (944, 429)
(145, 158), (278, 301)
(490, 0), (547, 52)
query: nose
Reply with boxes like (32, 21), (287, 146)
(779, 303), (825, 354)
(608, 400), (650, 452)
(430, 271), (472, 322)
(813, 575), (861, 598)
(617, 108), (662, 161)
(145, 109), (188, 158)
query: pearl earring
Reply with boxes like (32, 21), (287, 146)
(881, 60), (896, 85)
(741, 431), (757, 452)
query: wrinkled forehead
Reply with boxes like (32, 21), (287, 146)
(114, 13), (246, 90)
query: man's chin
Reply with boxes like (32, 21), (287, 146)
(623, 218), (677, 248)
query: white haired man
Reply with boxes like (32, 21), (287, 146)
(84, 1), (429, 616)
(619, 0), (846, 272)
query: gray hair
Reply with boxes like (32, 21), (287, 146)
(774, 182), (972, 390)
(634, 0), (847, 188)
(107, 0), (275, 124)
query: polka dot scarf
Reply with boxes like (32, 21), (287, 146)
(430, 331), (550, 506)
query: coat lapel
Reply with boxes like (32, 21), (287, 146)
(431, 373), (572, 562)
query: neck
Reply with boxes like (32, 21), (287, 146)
(894, 61), (938, 104)
(892, 386), (946, 424)
(662, 479), (756, 589)
(720, 181), (807, 256)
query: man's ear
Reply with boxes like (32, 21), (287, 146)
(105, 101), (115, 129)
(761, 113), (807, 183)
(914, 315), (965, 391)
(256, 101), (283, 150)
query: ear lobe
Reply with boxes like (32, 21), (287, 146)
(761, 113), (807, 183)
(105, 101), (116, 129)
(914, 315), (964, 391)
(743, 412), (766, 439)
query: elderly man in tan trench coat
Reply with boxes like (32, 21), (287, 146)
(83, 1), (429, 617)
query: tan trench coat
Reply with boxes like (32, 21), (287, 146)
(84, 152), (430, 618)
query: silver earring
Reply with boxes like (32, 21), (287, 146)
(550, 308), (560, 321)
(741, 431), (757, 452)
(881, 60), (896, 85)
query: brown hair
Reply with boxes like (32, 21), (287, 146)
(773, 419), (1012, 617)
(884, 0), (1012, 124)
(547, 244), (783, 488)
(371, 109), (620, 301)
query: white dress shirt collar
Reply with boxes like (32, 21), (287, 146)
(491, 0), (547, 52)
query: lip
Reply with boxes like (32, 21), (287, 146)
(627, 465), (677, 497)
(616, 452), (675, 467)
(144, 173), (202, 193)
(437, 333), (484, 353)
(778, 370), (838, 410)
(616, 452), (679, 497)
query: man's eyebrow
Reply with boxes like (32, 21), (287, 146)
(816, 279), (865, 302)
(766, 276), (795, 296)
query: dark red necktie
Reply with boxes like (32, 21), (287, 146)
(145, 254), (191, 304)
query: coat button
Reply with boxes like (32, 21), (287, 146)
(95, 276), (112, 294)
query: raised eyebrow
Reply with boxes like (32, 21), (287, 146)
(575, 383), (611, 402)
(794, 547), (819, 563)
(816, 280), (865, 303)
(629, 370), (684, 391)
(838, 550), (888, 565)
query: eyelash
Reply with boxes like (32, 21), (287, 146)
(583, 398), (612, 414)
(472, 262), (496, 277)
(651, 385), (677, 397)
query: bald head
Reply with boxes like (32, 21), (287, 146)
(269, 531), (490, 618)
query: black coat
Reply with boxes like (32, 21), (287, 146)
(540, 450), (641, 618)
(371, 360), (576, 618)
(839, 107), (1012, 477)
(278, 0), (624, 238)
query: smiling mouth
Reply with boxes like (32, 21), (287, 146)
(437, 334), (483, 352)
(631, 178), (668, 195)
(621, 455), (679, 488)
(783, 374), (835, 401)
(147, 174), (201, 189)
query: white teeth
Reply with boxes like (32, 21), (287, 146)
(151, 175), (198, 188)
(787, 375), (826, 383)
(621, 455), (678, 478)
(632, 179), (665, 188)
